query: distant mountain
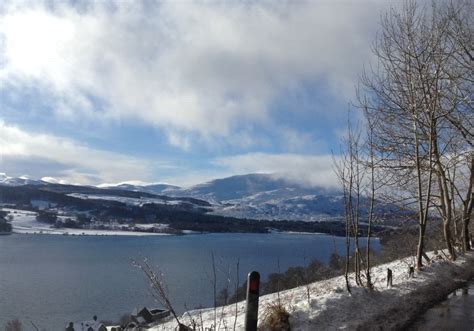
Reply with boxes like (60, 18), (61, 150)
(159, 174), (346, 221)
(0, 173), (405, 224)
(164, 174), (404, 223)
(0, 173), (44, 186)
(101, 183), (181, 195)
(93, 174), (349, 221)
(171, 173), (336, 200)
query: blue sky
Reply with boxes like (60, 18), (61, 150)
(0, 0), (393, 187)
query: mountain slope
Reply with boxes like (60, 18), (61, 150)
(174, 174), (336, 201)
(99, 183), (181, 195)
(163, 174), (345, 221)
(172, 174), (404, 223)
(0, 173), (44, 186)
(0, 173), (405, 224)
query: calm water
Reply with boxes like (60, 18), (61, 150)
(409, 280), (474, 330)
(0, 233), (378, 330)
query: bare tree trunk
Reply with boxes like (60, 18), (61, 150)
(462, 157), (473, 251)
(462, 215), (471, 251)
(413, 116), (434, 270)
(434, 138), (457, 260)
(366, 122), (375, 290)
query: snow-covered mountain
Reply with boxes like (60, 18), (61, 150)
(0, 173), (44, 186)
(92, 174), (347, 221)
(0, 173), (403, 223)
(174, 174), (337, 201)
(100, 183), (180, 195)
(93, 174), (348, 221)
(164, 174), (404, 222)
(163, 174), (347, 221)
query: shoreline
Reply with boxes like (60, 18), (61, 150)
(11, 229), (171, 236)
(9, 229), (331, 237)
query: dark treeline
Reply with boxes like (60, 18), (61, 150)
(0, 210), (12, 233)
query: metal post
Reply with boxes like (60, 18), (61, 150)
(387, 268), (392, 288)
(245, 271), (260, 331)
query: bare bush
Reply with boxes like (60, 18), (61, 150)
(4, 319), (22, 331)
(260, 302), (291, 331)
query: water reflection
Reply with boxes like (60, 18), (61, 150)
(409, 280), (474, 331)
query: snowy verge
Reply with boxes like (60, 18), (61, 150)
(149, 251), (474, 330)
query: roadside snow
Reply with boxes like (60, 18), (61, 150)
(150, 251), (474, 330)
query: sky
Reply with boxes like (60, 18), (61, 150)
(0, 0), (395, 188)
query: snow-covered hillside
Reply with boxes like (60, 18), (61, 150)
(4, 208), (168, 236)
(0, 173), (44, 186)
(144, 174), (348, 221)
(211, 190), (346, 221)
(67, 193), (207, 209)
(0, 173), (404, 224)
(98, 182), (180, 195)
(149, 251), (474, 330)
(160, 174), (400, 223)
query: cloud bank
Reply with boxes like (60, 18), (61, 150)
(0, 120), (156, 184)
(0, 1), (384, 149)
(214, 152), (337, 189)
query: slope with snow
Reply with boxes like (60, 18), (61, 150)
(67, 193), (200, 208)
(161, 174), (402, 223)
(0, 173), (44, 186)
(0, 173), (405, 224)
(98, 182), (181, 195)
(152, 174), (348, 221)
(150, 251), (474, 330)
(4, 208), (169, 236)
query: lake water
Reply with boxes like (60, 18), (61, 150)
(0, 233), (378, 330)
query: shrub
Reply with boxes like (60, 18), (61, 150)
(260, 302), (291, 331)
(4, 319), (22, 331)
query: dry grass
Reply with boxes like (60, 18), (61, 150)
(260, 302), (291, 331)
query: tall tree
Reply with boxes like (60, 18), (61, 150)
(334, 114), (377, 290)
(359, 0), (472, 265)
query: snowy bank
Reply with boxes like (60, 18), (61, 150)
(4, 208), (170, 237)
(150, 251), (474, 330)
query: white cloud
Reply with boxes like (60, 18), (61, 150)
(213, 152), (338, 189)
(0, 120), (340, 187)
(0, 120), (158, 184)
(0, 1), (387, 149)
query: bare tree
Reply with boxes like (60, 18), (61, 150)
(4, 319), (22, 331)
(333, 112), (377, 290)
(133, 258), (183, 328)
(359, 0), (472, 265)
(333, 137), (353, 293)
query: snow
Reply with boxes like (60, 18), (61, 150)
(3, 208), (170, 236)
(135, 223), (169, 230)
(41, 176), (68, 184)
(67, 193), (194, 207)
(149, 251), (474, 330)
(67, 193), (170, 206)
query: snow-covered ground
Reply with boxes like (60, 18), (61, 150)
(67, 193), (185, 207)
(3, 208), (169, 236)
(149, 251), (474, 330)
